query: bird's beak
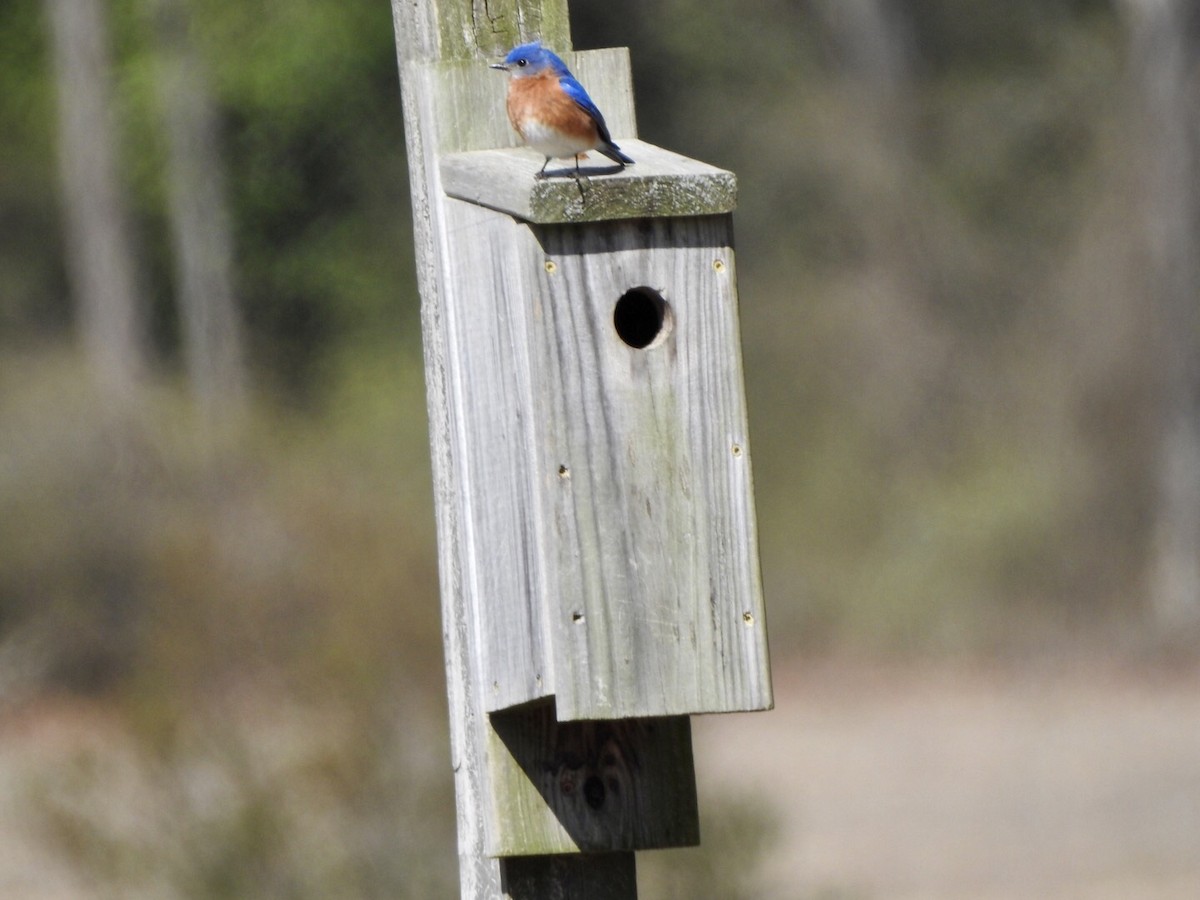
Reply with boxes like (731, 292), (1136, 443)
(489, 62), (509, 71)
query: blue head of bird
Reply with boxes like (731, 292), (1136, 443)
(489, 41), (570, 78)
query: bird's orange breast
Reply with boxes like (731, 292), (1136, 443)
(506, 71), (599, 144)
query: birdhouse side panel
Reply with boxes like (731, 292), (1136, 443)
(438, 197), (556, 713)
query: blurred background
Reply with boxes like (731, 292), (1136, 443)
(2, 0), (1198, 896)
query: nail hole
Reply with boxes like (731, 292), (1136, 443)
(558, 464), (570, 479)
(743, 611), (754, 626)
(732, 443), (743, 457)
(613, 286), (673, 350)
(713, 259), (726, 273)
(545, 259), (557, 273)
(572, 612), (584, 623)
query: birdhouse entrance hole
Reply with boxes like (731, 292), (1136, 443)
(613, 287), (672, 349)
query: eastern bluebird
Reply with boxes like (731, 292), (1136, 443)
(491, 41), (635, 180)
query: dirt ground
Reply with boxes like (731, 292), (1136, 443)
(2, 656), (1198, 898)
(693, 656), (1200, 899)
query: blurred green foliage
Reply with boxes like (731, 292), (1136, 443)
(0, 0), (1169, 894)
(0, 1), (66, 334)
(1, 0), (415, 388)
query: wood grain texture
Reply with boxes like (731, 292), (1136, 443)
(530, 217), (772, 720)
(395, 3), (770, 891)
(391, 0), (572, 63)
(437, 0), (572, 62)
(418, 196), (772, 721)
(393, 4), (517, 896)
(488, 701), (699, 855)
(410, 43), (771, 720)
(440, 141), (738, 223)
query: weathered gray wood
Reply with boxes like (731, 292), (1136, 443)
(502, 853), (636, 899)
(416, 200), (772, 722)
(532, 217), (772, 720)
(488, 701), (698, 855)
(396, 7), (641, 900)
(441, 141), (738, 223)
(404, 44), (772, 725)
(393, 1), (771, 895)
(429, 47), (731, 224)
(435, 0), (572, 62)
(391, 0), (571, 64)
(393, 2), (534, 895)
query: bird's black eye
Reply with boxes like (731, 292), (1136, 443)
(516, 58), (527, 67)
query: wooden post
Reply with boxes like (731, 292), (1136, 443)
(389, 2), (772, 897)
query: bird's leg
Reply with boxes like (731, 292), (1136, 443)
(570, 155), (589, 200)
(535, 157), (551, 180)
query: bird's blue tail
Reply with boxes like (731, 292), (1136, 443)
(598, 142), (634, 166)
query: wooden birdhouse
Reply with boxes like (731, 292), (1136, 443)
(395, 7), (774, 892)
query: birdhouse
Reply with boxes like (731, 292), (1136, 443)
(401, 44), (772, 861)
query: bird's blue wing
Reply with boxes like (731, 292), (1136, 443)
(558, 75), (615, 143)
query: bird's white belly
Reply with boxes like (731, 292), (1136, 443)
(520, 120), (595, 159)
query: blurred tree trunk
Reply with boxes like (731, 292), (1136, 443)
(807, 0), (951, 451)
(809, 0), (915, 99)
(44, 0), (147, 400)
(1123, 0), (1200, 630)
(809, 0), (919, 266)
(150, 0), (247, 420)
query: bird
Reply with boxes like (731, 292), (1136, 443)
(490, 41), (634, 180)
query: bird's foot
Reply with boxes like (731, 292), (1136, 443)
(570, 169), (590, 200)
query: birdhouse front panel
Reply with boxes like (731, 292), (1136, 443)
(525, 215), (772, 721)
